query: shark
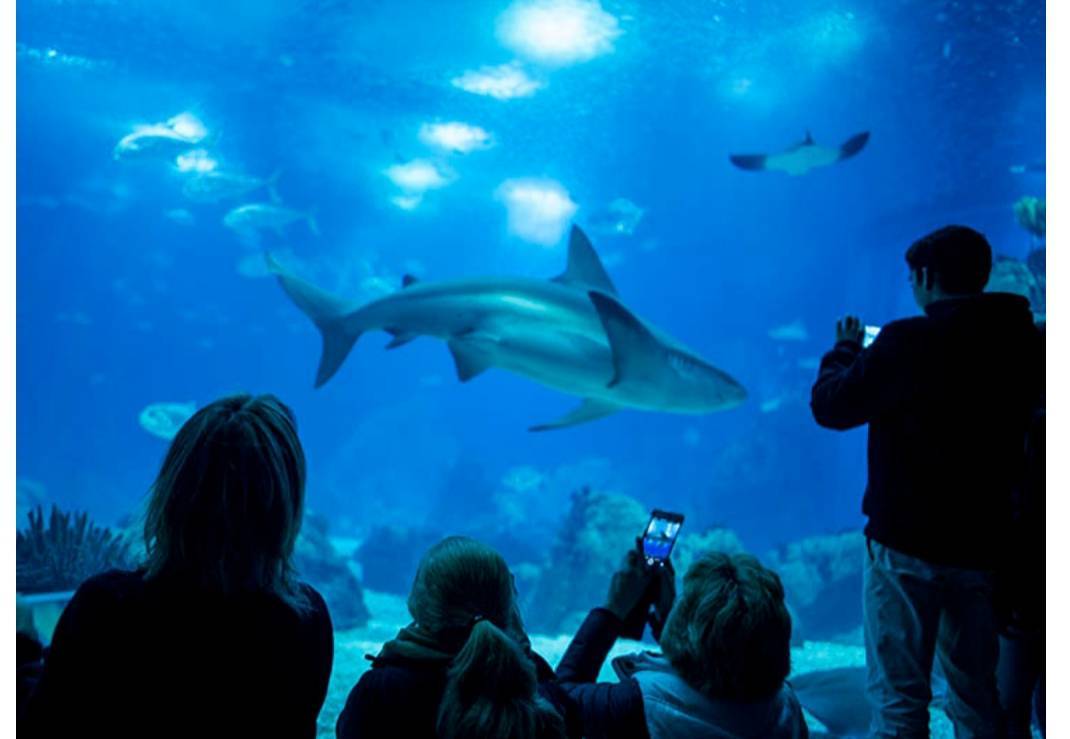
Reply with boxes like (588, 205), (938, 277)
(267, 225), (747, 431)
(730, 131), (870, 176)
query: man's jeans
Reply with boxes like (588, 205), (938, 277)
(864, 539), (1005, 738)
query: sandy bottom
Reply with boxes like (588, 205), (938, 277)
(316, 590), (962, 738)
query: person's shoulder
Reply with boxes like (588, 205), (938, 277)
(350, 659), (435, 708)
(881, 315), (928, 336)
(72, 568), (145, 603)
(296, 581), (329, 615)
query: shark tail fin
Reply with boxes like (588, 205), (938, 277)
(838, 131), (870, 161)
(729, 154), (767, 171)
(266, 253), (361, 387)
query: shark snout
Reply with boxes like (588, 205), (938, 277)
(711, 372), (748, 409)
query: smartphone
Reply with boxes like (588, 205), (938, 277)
(641, 509), (684, 567)
(863, 325), (881, 349)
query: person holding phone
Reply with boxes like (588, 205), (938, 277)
(810, 225), (1045, 737)
(555, 540), (807, 739)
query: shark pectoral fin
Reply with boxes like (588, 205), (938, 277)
(588, 291), (661, 388)
(447, 340), (493, 382)
(552, 225), (619, 296)
(529, 399), (621, 432)
(384, 331), (417, 350)
(729, 154), (767, 171)
(838, 131), (870, 161)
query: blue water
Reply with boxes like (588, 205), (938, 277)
(17, 0), (1044, 557)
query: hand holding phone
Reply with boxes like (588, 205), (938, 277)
(605, 545), (653, 624)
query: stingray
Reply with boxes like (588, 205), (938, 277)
(730, 131), (870, 176)
(791, 667), (871, 737)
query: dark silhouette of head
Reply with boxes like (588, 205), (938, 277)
(905, 226), (993, 307)
(143, 393), (308, 610)
(660, 552), (792, 701)
(408, 536), (565, 739)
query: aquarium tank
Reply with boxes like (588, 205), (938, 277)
(16, 0), (1045, 735)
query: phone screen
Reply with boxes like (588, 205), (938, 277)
(863, 325), (881, 349)
(642, 510), (684, 566)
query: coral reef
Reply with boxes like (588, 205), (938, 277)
(522, 486), (648, 632)
(16, 505), (137, 594)
(354, 524), (443, 595)
(766, 530), (865, 641)
(1013, 196), (1045, 239)
(672, 526), (747, 576)
(295, 512), (371, 630)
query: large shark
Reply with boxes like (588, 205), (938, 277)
(730, 131), (870, 176)
(268, 225), (747, 430)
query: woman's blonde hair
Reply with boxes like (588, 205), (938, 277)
(143, 393), (309, 611)
(408, 536), (566, 739)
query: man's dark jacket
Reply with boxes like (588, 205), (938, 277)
(811, 293), (1043, 569)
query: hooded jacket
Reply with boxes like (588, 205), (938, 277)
(811, 293), (1044, 568)
(336, 623), (580, 739)
(557, 608), (808, 739)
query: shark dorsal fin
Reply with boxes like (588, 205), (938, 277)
(588, 291), (660, 387)
(553, 225), (618, 296)
(402, 274), (419, 288)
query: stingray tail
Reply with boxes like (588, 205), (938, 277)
(265, 253), (364, 387)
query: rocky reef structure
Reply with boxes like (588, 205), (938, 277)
(353, 524), (443, 595)
(522, 486), (648, 633)
(293, 512), (371, 630)
(673, 526), (747, 576)
(16, 505), (137, 594)
(766, 530), (865, 642)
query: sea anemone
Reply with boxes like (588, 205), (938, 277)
(16, 505), (136, 594)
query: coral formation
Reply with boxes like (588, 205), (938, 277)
(16, 505), (137, 594)
(522, 486), (648, 632)
(1013, 195), (1045, 239)
(672, 526), (747, 576)
(294, 512), (371, 630)
(766, 530), (865, 641)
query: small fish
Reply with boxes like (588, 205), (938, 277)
(1009, 161), (1046, 175)
(768, 319), (810, 342)
(138, 401), (197, 441)
(731, 131), (869, 176)
(223, 202), (319, 239)
(183, 169), (282, 204)
(114, 112), (207, 161)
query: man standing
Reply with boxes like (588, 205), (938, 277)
(811, 225), (1044, 737)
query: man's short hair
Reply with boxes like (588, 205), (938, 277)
(905, 225), (993, 294)
(659, 552), (791, 701)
